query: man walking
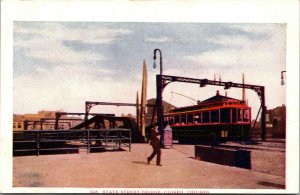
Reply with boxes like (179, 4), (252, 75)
(147, 124), (162, 166)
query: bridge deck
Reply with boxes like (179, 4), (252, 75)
(13, 128), (131, 156)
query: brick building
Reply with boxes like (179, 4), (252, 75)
(13, 110), (81, 130)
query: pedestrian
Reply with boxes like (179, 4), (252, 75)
(147, 124), (162, 166)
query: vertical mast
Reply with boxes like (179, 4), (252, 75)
(242, 73), (246, 102)
(136, 91), (140, 131)
(140, 60), (147, 138)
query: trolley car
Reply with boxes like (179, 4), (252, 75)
(164, 91), (251, 143)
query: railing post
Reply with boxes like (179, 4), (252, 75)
(106, 130), (108, 146)
(129, 129), (132, 152)
(118, 130), (121, 148)
(37, 131), (40, 156)
(87, 129), (90, 154)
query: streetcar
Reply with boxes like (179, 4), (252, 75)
(164, 91), (251, 143)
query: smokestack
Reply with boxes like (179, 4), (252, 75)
(140, 60), (147, 138)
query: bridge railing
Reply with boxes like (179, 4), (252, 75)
(13, 128), (131, 156)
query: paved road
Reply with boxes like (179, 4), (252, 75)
(13, 143), (285, 192)
(173, 141), (285, 177)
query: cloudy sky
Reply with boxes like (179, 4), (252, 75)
(13, 22), (286, 117)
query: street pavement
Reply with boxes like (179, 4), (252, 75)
(12, 143), (286, 193)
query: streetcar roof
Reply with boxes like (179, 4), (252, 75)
(169, 91), (248, 114)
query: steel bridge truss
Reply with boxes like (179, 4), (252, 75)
(55, 112), (115, 130)
(156, 74), (266, 145)
(24, 119), (72, 130)
(84, 101), (155, 127)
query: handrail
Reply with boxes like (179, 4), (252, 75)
(13, 128), (131, 156)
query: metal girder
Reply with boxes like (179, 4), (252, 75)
(55, 112), (114, 130)
(86, 101), (137, 107)
(161, 75), (264, 92)
(85, 101), (155, 111)
(161, 74), (266, 107)
(56, 112), (114, 116)
(84, 101), (155, 122)
(156, 74), (267, 143)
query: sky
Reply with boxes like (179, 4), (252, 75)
(13, 22), (286, 117)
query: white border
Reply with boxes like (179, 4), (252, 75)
(1, 0), (299, 193)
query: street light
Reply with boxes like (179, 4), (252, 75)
(281, 71), (286, 85)
(153, 48), (164, 147)
(153, 48), (163, 75)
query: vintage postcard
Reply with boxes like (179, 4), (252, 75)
(1, 0), (299, 193)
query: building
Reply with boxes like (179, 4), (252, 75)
(13, 110), (82, 131)
(145, 98), (176, 127)
(251, 104), (286, 139)
(267, 104), (286, 138)
(13, 114), (25, 131)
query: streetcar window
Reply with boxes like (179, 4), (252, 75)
(194, 113), (201, 124)
(243, 109), (249, 122)
(232, 109), (237, 123)
(221, 108), (230, 123)
(169, 116), (174, 125)
(211, 110), (219, 123)
(187, 114), (193, 124)
(164, 116), (169, 124)
(202, 112), (209, 123)
(174, 115), (180, 124)
(164, 116), (168, 123)
(238, 109), (242, 121)
(181, 114), (186, 124)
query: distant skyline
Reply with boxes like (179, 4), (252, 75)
(13, 22), (286, 117)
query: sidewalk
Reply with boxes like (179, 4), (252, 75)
(13, 143), (285, 190)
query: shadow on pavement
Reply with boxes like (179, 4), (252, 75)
(257, 181), (285, 189)
(132, 161), (148, 165)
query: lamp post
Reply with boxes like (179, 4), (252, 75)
(281, 71), (286, 85)
(153, 48), (164, 147)
(153, 48), (163, 75)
